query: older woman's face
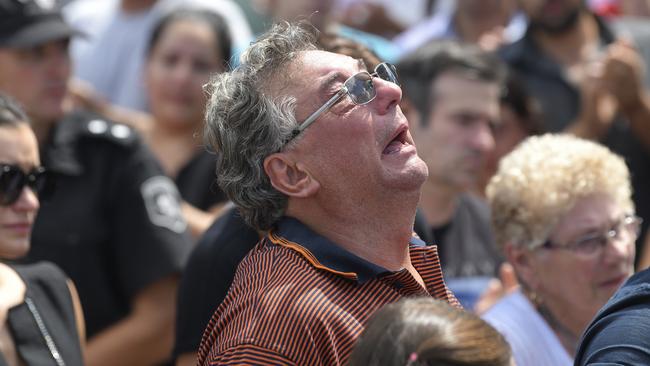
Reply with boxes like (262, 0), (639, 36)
(523, 193), (635, 332)
(145, 19), (224, 128)
(0, 124), (40, 259)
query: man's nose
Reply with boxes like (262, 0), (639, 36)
(372, 77), (402, 115)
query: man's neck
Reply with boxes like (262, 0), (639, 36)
(288, 190), (421, 272)
(120, 0), (158, 13)
(532, 11), (601, 67)
(418, 178), (459, 228)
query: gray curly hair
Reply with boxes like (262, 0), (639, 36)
(203, 22), (319, 230)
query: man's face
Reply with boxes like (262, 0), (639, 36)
(287, 50), (428, 201)
(0, 39), (71, 125)
(411, 73), (499, 191)
(518, 0), (583, 33)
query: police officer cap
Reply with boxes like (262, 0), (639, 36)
(0, 0), (82, 48)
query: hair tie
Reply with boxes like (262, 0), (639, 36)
(406, 352), (418, 365)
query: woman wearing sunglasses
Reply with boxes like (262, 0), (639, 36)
(0, 94), (85, 365)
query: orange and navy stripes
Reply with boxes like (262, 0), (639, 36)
(197, 217), (456, 366)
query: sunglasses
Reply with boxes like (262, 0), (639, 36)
(289, 62), (400, 141)
(0, 163), (51, 206)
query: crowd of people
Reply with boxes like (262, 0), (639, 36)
(2, 0), (650, 365)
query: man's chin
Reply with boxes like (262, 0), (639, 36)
(390, 162), (429, 192)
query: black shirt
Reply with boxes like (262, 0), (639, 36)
(175, 149), (227, 211)
(26, 111), (192, 338)
(414, 193), (502, 279)
(173, 206), (259, 359)
(5, 262), (84, 366)
(575, 268), (650, 365)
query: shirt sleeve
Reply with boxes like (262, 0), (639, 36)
(576, 309), (650, 366)
(108, 139), (192, 300)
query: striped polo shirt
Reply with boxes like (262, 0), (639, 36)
(197, 216), (456, 366)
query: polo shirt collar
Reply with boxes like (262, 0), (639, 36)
(270, 216), (425, 284)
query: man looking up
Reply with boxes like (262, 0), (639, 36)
(397, 42), (505, 292)
(0, 0), (191, 364)
(197, 22), (456, 365)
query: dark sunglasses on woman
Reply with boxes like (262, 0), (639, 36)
(0, 163), (52, 205)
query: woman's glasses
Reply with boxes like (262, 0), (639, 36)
(288, 62), (400, 142)
(540, 215), (642, 258)
(0, 163), (51, 205)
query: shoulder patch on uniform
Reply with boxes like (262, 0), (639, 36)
(87, 119), (108, 134)
(83, 119), (137, 146)
(140, 176), (187, 233)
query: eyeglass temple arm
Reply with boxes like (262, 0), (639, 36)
(296, 87), (348, 133)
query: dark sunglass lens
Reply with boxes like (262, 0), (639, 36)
(0, 165), (25, 205)
(347, 73), (375, 104)
(376, 63), (399, 86)
(30, 169), (52, 200)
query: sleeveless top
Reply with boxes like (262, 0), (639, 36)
(0, 262), (84, 366)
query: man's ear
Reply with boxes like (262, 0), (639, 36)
(264, 153), (320, 198)
(504, 243), (539, 291)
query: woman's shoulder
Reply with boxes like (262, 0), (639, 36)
(11, 261), (69, 285)
(11, 262), (72, 305)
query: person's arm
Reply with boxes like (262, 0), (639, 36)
(603, 39), (650, 150)
(181, 201), (232, 239)
(66, 78), (153, 134)
(66, 279), (86, 360)
(565, 59), (616, 141)
(473, 262), (519, 315)
(86, 275), (179, 366)
(91, 131), (190, 366)
(175, 352), (196, 366)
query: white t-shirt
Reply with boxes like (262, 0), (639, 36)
(64, 0), (253, 111)
(482, 289), (573, 366)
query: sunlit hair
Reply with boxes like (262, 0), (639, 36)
(348, 297), (512, 366)
(203, 21), (319, 230)
(487, 133), (634, 250)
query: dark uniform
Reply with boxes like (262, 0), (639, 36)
(25, 110), (192, 338)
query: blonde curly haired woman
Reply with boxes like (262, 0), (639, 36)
(483, 133), (639, 365)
